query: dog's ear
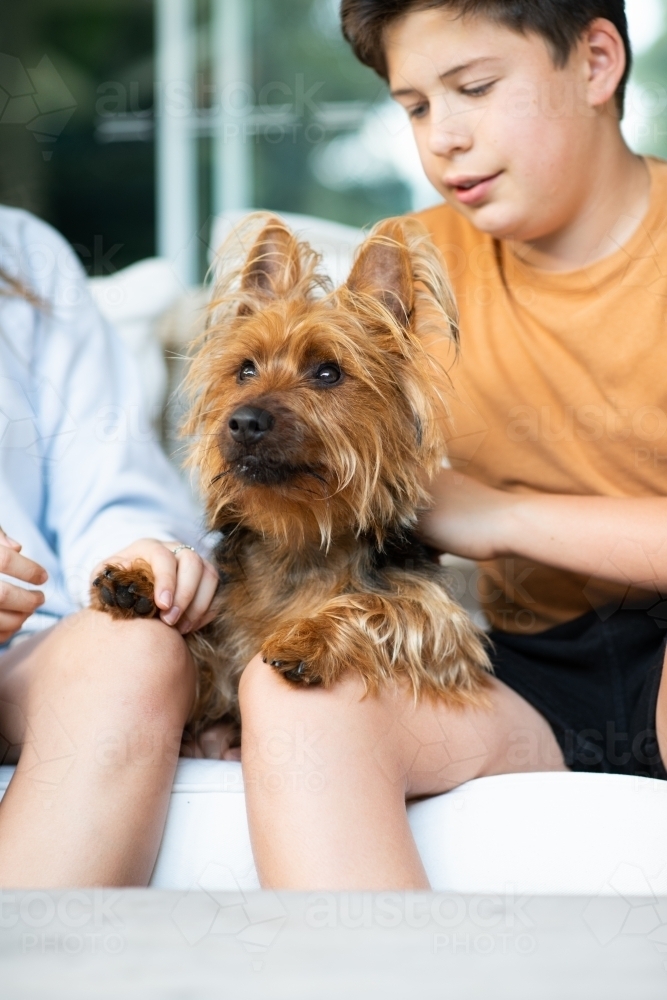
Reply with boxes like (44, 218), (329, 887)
(346, 221), (414, 328)
(241, 219), (302, 300)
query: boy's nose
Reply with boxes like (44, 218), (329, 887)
(428, 104), (474, 157)
(428, 124), (473, 158)
(228, 405), (275, 444)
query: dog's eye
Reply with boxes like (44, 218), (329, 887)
(238, 360), (257, 382)
(314, 362), (342, 386)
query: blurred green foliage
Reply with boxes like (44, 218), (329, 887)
(233, 0), (411, 228)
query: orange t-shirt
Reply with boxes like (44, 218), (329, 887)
(416, 157), (667, 634)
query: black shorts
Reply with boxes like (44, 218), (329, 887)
(489, 606), (667, 780)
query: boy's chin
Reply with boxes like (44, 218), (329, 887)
(449, 200), (544, 241)
(447, 197), (533, 242)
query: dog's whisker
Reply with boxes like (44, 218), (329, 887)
(301, 469), (328, 487)
(210, 469), (233, 484)
(316, 477), (349, 501)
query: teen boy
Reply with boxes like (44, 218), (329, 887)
(239, 0), (667, 889)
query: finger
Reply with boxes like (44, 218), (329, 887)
(0, 610), (32, 644)
(177, 561), (219, 634)
(0, 528), (22, 552)
(138, 542), (179, 612)
(0, 581), (45, 615)
(0, 546), (47, 586)
(163, 549), (207, 627)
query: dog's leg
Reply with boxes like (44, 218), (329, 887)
(90, 560), (158, 620)
(262, 578), (491, 701)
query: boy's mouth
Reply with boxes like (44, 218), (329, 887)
(446, 171), (503, 206)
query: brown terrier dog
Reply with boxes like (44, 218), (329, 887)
(91, 214), (491, 730)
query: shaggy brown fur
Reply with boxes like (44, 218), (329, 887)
(91, 214), (491, 729)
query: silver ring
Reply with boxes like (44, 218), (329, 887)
(170, 544), (197, 556)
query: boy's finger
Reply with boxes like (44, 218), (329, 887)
(0, 547), (48, 586)
(178, 562), (220, 634)
(0, 581), (45, 615)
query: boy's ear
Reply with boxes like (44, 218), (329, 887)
(346, 220), (414, 327)
(241, 218), (302, 299)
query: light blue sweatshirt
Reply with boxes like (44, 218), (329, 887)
(0, 205), (204, 635)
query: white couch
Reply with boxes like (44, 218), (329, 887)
(1, 761), (666, 895)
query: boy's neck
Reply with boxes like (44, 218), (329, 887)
(508, 136), (651, 274)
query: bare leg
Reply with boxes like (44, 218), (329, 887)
(239, 655), (566, 890)
(0, 609), (194, 887)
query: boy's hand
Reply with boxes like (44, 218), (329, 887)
(418, 470), (516, 562)
(0, 528), (48, 645)
(91, 539), (219, 635)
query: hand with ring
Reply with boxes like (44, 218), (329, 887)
(90, 538), (219, 634)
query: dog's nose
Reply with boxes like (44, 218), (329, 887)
(228, 405), (275, 443)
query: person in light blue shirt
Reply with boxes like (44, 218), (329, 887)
(0, 206), (218, 886)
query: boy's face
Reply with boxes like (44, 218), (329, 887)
(386, 9), (603, 242)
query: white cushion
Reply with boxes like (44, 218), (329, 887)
(3, 761), (665, 894)
(408, 771), (667, 896)
(88, 257), (179, 421)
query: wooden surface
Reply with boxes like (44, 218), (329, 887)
(1, 890), (666, 998)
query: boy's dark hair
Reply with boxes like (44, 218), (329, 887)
(341, 0), (632, 115)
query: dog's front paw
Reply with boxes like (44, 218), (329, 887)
(261, 621), (331, 687)
(91, 561), (158, 620)
(265, 656), (323, 686)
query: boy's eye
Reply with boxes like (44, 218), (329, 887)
(408, 102), (429, 120)
(460, 81), (496, 98)
(238, 360), (257, 381)
(313, 362), (342, 386)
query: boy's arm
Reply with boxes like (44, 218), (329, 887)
(420, 470), (667, 589)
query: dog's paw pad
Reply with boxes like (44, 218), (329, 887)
(283, 663), (308, 683)
(134, 597), (156, 616)
(97, 585), (117, 608)
(270, 659), (323, 687)
(91, 566), (157, 619)
(114, 585), (136, 609)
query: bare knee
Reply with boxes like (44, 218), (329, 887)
(238, 654), (290, 719)
(239, 655), (407, 779)
(239, 654), (369, 726)
(38, 610), (195, 722)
